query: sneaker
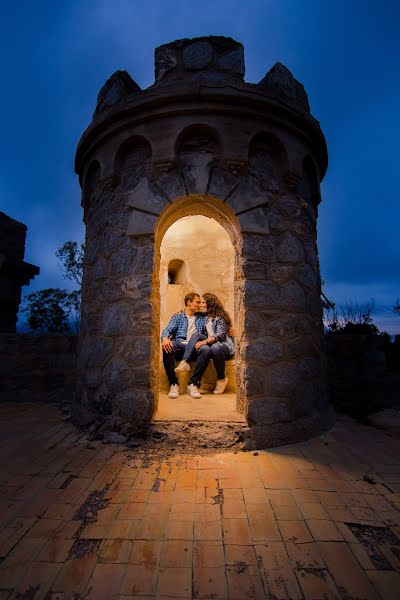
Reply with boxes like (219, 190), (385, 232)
(168, 384), (179, 398)
(213, 377), (228, 395)
(175, 360), (190, 372)
(187, 383), (201, 399)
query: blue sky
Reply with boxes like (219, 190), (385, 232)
(1, 0), (399, 333)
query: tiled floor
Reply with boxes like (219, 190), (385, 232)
(154, 392), (245, 422)
(0, 403), (399, 599)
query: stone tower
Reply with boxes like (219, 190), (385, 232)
(74, 36), (334, 448)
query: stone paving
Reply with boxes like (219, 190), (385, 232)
(0, 403), (399, 599)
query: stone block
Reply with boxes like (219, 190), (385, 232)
(127, 210), (157, 236)
(242, 260), (269, 280)
(104, 358), (132, 393)
(217, 46), (244, 76)
(122, 275), (152, 301)
(285, 336), (307, 359)
(279, 281), (305, 310)
(278, 193), (302, 218)
(238, 208), (269, 235)
(247, 397), (291, 425)
(242, 337), (283, 365)
(242, 310), (280, 341)
(125, 177), (169, 214)
(277, 234), (304, 263)
(299, 356), (320, 379)
(92, 257), (107, 280)
(236, 364), (270, 398)
(269, 264), (296, 284)
(156, 169), (185, 200)
(297, 264), (317, 290)
(78, 337), (114, 369)
(117, 337), (152, 366)
(155, 46), (178, 81)
(242, 235), (276, 263)
(291, 382), (316, 417)
(181, 154), (213, 195)
(102, 303), (130, 336)
(208, 167), (238, 200)
(133, 245), (154, 274)
(108, 245), (137, 277)
(102, 230), (123, 258)
(114, 388), (154, 421)
(268, 211), (288, 234)
(226, 177), (272, 214)
(244, 280), (279, 309)
(183, 40), (213, 70)
(271, 362), (299, 395)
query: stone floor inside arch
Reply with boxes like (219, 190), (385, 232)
(0, 402), (399, 599)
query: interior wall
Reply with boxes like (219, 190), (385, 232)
(160, 215), (234, 331)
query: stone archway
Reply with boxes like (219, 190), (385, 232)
(154, 196), (242, 414)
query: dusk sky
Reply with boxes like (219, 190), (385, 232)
(1, 0), (399, 333)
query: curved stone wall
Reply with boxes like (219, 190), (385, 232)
(73, 36), (334, 448)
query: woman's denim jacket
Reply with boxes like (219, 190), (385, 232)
(208, 316), (235, 356)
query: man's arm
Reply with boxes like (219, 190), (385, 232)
(161, 314), (180, 352)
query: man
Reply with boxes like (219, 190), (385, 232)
(161, 292), (212, 399)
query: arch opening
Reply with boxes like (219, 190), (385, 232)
(153, 203), (245, 425)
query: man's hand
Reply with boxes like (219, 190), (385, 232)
(162, 337), (173, 353)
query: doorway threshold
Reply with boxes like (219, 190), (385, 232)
(154, 392), (246, 423)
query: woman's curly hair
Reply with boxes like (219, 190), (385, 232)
(203, 293), (232, 328)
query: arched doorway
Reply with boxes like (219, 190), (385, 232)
(153, 198), (245, 424)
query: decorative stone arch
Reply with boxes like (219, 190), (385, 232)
(248, 131), (289, 185)
(114, 136), (152, 190)
(82, 160), (101, 210)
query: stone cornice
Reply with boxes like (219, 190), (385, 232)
(75, 82), (328, 180)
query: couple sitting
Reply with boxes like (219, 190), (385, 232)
(161, 292), (234, 399)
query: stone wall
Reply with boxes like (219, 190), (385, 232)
(0, 334), (77, 404)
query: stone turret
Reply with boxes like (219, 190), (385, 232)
(74, 36), (333, 448)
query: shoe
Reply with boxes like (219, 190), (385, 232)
(213, 377), (228, 395)
(187, 383), (201, 399)
(175, 360), (190, 372)
(168, 384), (179, 398)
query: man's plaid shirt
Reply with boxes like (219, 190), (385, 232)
(161, 312), (206, 342)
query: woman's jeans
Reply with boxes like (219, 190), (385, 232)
(183, 332), (232, 379)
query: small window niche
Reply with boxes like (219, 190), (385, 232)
(168, 259), (186, 284)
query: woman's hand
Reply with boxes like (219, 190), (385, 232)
(195, 340), (207, 349)
(175, 308), (183, 315)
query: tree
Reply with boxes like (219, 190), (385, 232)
(22, 241), (84, 333)
(394, 299), (400, 317)
(55, 241), (84, 286)
(22, 288), (76, 333)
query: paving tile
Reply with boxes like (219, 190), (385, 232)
(193, 566), (227, 599)
(117, 502), (147, 519)
(224, 544), (258, 566)
(295, 567), (340, 599)
(52, 554), (98, 593)
(37, 538), (74, 562)
(367, 570), (400, 600)
(80, 522), (111, 539)
(306, 519), (344, 542)
(129, 539), (162, 566)
(120, 563), (158, 596)
(256, 541), (302, 599)
(85, 563), (126, 599)
(291, 489), (319, 504)
(318, 541), (379, 599)
(165, 520), (194, 540)
(273, 504), (303, 521)
(194, 520), (222, 541)
(242, 487), (268, 504)
(267, 489), (295, 507)
(25, 518), (63, 538)
(0, 537), (47, 587)
(221, 498), (247, 519)
(12, 561), (61, 598)
(160, 540), (192, 568)
(108, 519), (140, 540)
(226, 564), (265, 599)
(193, 540), (225, 568)
(136, 517), (167, 540)
(278, 520), (313, 543)
(157, 566), (192, 598)
(285, 541), (325, 569)
(246, 504), (281, 543)
(298, 502), (329, 520)
(99, 539), (133, 563)
(222, 518), (252, 545)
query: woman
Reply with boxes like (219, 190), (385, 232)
(175, 293), (234, 394)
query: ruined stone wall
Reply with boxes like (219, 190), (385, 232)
(0, 334), (76, 403)
(74, 35), (334, 447)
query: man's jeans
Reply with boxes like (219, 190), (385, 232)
(163, 340), (212, 386)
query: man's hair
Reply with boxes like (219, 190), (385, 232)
(184, 292), (199, 306)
